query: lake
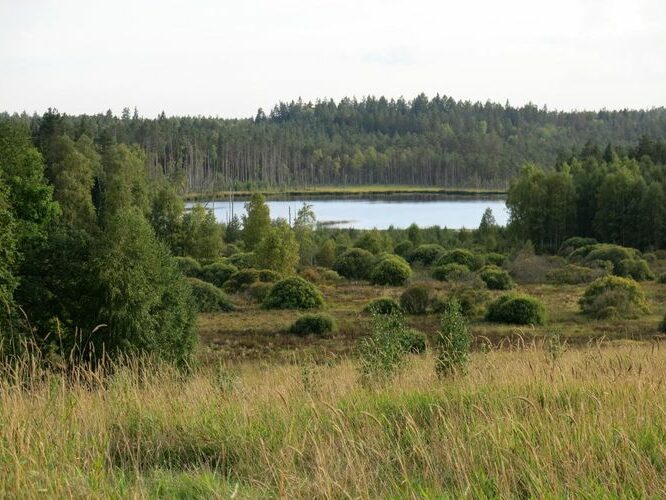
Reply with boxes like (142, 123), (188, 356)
(188, 194), (508, 230)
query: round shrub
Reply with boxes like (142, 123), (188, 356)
(479, 266), (515, 290)
(370, 255), (412, 286)
(354, 230), (388, 255)
(431, 286), (489, 319)
(546, 264), (604, 285)
(225, 252), (255, 269)
(199, 262), (239, 287)
(333, 248), (376, 280)
(364, 297), (402, 315)
(483, 252), (507, 266)
(432, 263), (471, 282)
(400, 284), (431, 315)
(187, 277), (234, 312)
(406, 244), (445, 266)
(221, 243), (241, 257)
(399, 328), (427, 354)
(223, 269), (260, 293)
(436, 249), (483, 271)
(485, 294), (546, 325)
(289, 313), (336, 336)
(615, 258), (654, 281)
(579, 276), (649, 319)
(393, 240), (414, 257)
(174, 256), (202, 277)
(263, 277), (325, 309)
(558, 237), (598, 256)
(257, 269), (282, 283)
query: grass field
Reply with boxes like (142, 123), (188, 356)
(184, 184), (506, 201)
(3, 341), (666, 497)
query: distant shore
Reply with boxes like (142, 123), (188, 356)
(183, 185), (507, 201)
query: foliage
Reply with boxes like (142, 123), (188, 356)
(432, 263), (471, 282)
(255, 220), (300, 275)
(289, 313), (336, 336)
(658, 273), (666, 284)
(406, 244), (445, 266)
(293, 203), (317, 265)
(149, 183), (184, 249)
(615, 259), (654, 281)
(485, 294), (546, 325)
(435, 249), (483, 270)
(242, 193), (270, 250)
(243, 282), (273, 303)
(333, 248), (376, 280)
(315, 239), (337, 268)
(97, 144), (150, 219)
(546, 264), (604, 285)
(399, 284), (431, 315)
(369, 255), (412, 286)
(435, 298), (471, 376)
(0, 179), (17, 323)
(393, 240), (413, 257)
(558, 237), (597, 257)
(483, 252), (506, 266)
(199, 262), (238, 287)
(399, 329), (427, 354)
(187, 278), (234, 313)
(364, 297), (402, 315)
(358, 311), (409, 385)
(226, 252), (255, 269)
(355, 229), (390, 255)
(262, 277), (324, 310)
(579, 276), (649, 319)
(222, 269), (260, 293)
(479, 266), (515, 290)
(224, 214), (243, 243)
(178, 204), (223, 260)
(173, 256), (202, 277)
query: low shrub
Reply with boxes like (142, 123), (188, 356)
(354, 230), (389, 255)
(358, 311), (409, 384)
(435, 298), (470, 376)
(615, 258), (654, 281)
(364, 297), (402, 315)
(658, 273), (666, 284)
(223, 269), (259, 293)
(558, 237), (597, 257)
(546, 264), (604, 285)
(432, 263), (470, 282)
(244, 281), (273, 303)
(406, 244), (445, 266)
(221, 243), (241, 257)
(262, 277), (325, 309)
(479, 266), (515, 290)
(393, 240), (414, 257)
(483, 252), (507, 266)
(174, 256), (202, 277)
(431, 286), (489, 319)
(579, 276), (649, 319)
(399, 329), (427, 354)
(333, 248), (376, 280)
(289, 313), (336, 336)
(436, 249), (483, 271)
(225, 252), (255, 269)
(485, 294), (546, 325)
(582, 244), (641, 269)
(399, 284), (431, 315)
(370, 255), (412, 286)
(187, 278), (234, 312)
(199, 262), (238, 287)
(257, 269), (282, 283)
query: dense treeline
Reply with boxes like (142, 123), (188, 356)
(3, 95), (666, 191)
(507, 138), (666, 252)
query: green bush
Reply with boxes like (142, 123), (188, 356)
(485, 294), (546, 325)
(244, 281), (273, 303)
(262, 277), (325, 309)
(221, 243), (241, 257)
(432, 263), (471, 282)
(225, 252), (255, 269)
(187, 278), (234, 312)
(257, 269), (282, 283)
(223, 269), (259, 293)
(579, 276), (649, 319)
(479, 266), (515, 290)
(333, 248), (376, 280)
(483, 252), (507, 266)
(658, 273), (666, 284)
(354, 230), (388, 255)
(369, 255), (412, 286)
(435, 298), (470, 376)
(289, 313), (336, 336)
(546, 264), (604, 285)
(174, 256), (202, 277)
(364, 297), (402, 315)
(199, 262), (238, 287)
(358, 311), (409, 385)
(615, 258), (654, 281)
(393, 240), (414, 257)
(399, 284), (431, 315)
(436, 249), (483, 271)
(431, 286), (489, 319)
(406, 244), (445, 266)
(399, 329), (427, 354)
(558, 237), (598, 256)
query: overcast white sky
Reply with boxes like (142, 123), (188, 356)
(1, 0), (665, 118)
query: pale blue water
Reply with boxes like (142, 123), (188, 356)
(187, 195), (508, 230)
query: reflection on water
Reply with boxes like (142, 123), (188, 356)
(187, 194), (508, 230)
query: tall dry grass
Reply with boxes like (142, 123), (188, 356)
(1, 340), (666, 497)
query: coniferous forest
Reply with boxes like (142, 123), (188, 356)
(4, 95), (666, 191)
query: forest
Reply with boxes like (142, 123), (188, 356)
(3, 95), (666, 191)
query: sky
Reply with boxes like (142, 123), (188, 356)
(1, 0), (665, 118)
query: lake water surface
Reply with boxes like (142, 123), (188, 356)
(189, 194), (508, 230)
